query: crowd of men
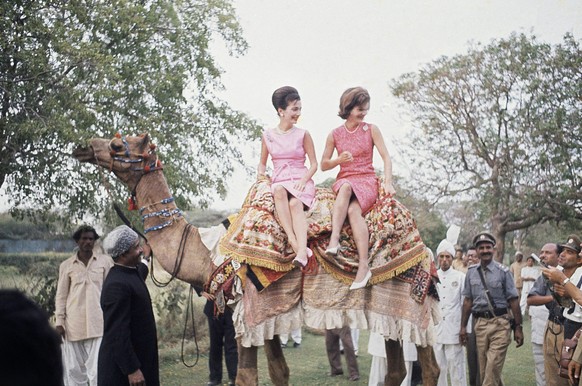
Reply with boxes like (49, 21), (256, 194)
(3, 222), (582, 386)
(432, 231), (582, 386)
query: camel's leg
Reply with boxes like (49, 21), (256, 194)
(384, 339), (406, 386)
(263, 335), (290, 386)
(236, 340), (258, 386)
(417, 344), (440, 386)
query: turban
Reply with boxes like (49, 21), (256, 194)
(103, 225), (138, 258)
(436, 239), (456, 258)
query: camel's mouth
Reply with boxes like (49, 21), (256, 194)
(72, 145), (96, 163)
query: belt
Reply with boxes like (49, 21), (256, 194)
(473, 308), (507, 319)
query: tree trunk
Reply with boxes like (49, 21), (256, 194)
(490, 216), (507, 264)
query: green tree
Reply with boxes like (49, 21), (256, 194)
(392, 33), (582, 260)
(1, 0), (260, 224)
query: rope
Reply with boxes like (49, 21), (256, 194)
(150, 222), (192, 287)
(180, 287), (200, 368)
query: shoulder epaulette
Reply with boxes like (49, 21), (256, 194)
(495, 262), (510, 272)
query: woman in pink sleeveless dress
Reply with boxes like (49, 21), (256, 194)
(321, 87), (396, 289)
(258, 86), (318, 267)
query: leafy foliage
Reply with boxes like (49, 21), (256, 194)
(1, 0), (261, 223)
(392, 33), (582, 258)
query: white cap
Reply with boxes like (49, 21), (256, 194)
(436, 239), (456, 257)
(103, 225), (138, 258)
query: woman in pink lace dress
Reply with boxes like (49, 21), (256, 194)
(258, 86), (318, 267)
(321, 87), (396, 289)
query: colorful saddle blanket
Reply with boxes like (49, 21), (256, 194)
(212, 177), (436, 302)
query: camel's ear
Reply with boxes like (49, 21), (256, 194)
(138, 133), (150, 147)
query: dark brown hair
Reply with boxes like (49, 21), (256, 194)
(73, 225), (100, 241)
(272, 86), (300, 112)
(338, 87), (370, 119)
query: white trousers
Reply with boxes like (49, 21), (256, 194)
(434, 342), (467, 386)
(280, 328), (302, 345)
(368, 339), (416, 386)
(62, 337), (101, 386)
(532, 342), (545, 386)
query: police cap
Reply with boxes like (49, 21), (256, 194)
(472, 232), (496, 247)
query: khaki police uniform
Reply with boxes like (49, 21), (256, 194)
(463, 258), (518, 386)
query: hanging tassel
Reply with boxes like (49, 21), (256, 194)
(128, 196), (137, 211)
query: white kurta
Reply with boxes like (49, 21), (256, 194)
(520, 266), (541, 315)
(435, 268), (467, 386)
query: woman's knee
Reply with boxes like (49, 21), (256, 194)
(337, 183), (353, 198)
(273, 186), (288, 200)
(289, 197), (303, 211)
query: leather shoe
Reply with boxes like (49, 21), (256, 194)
(349, 269), (372, 290)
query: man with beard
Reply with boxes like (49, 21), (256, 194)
(459, 232), (523, 386)
(527, 242), (568, 386)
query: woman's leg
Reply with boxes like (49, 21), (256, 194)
(273, 186), (298, 253)
(328, 184), (352, 250)
(347, 200), (370, 284)
(289, 197), (308, 264)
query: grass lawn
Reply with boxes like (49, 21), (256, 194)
(160, 318), (536, 385)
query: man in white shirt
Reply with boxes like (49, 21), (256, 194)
(434, 238), (467, 386)
(55, 225), (113, 386)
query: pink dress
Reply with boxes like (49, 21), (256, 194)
(264, 126), (315, 208)
(331, 122), (378, 214)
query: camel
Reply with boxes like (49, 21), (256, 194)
(73, 132), (440, 386)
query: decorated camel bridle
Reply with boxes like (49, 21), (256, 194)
(92, 131), (191, 284)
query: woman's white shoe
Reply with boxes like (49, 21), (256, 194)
(349, 269), (372, 290)
(325, 245), (339, 255)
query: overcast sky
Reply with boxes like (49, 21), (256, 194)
(1, 1), (580, 213)
(208, 0), (582, 210)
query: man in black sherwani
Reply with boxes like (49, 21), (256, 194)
(98, 225), (159, 386)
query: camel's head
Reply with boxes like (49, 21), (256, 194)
(73, 133), (161, 191)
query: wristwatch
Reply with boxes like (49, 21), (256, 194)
(563, 277), (571, 285)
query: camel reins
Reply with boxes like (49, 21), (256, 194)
(91, 132), (202, 367)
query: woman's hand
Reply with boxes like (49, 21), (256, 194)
(293, 179), (306, 192)
(337, 151), (353, 164)
(384, 181), (396, 196)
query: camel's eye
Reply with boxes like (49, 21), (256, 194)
(110, 140), (124, 152)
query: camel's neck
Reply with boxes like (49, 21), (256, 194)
(133, 171), (212, 287)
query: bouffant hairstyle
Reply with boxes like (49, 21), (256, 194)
(338, 87), (370, 119)
(72, 225), (100, 241)
(272, 86), (301, 113)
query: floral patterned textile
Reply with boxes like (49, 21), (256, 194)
(218, 176), (431, 290)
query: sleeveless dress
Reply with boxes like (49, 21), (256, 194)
(331, 122), (378, 214)
(264, 126), (315, 208)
